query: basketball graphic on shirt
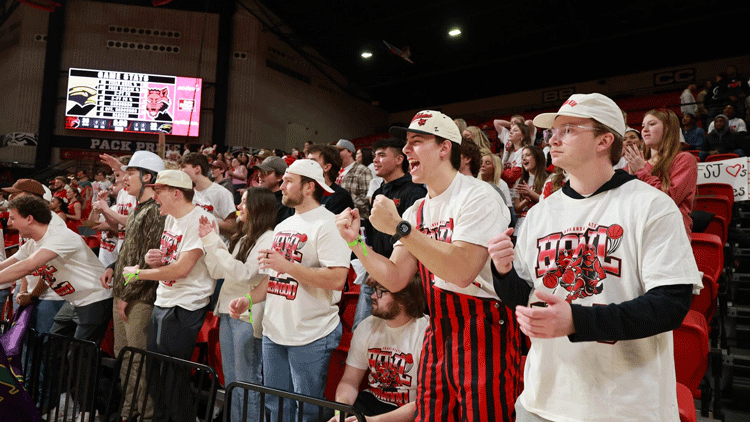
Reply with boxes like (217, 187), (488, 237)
(607, 224), (623, 240)
(543, 271), (558, 288)
(606, 224), (623, 255)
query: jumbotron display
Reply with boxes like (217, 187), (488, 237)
(64, 68), (202, 136)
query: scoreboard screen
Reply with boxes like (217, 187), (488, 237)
(64, 68), (202, 137)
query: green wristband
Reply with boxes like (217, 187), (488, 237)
(346, 236), (368, 256)
(245, 293), (253, 324)
(124, 269), (140, 286)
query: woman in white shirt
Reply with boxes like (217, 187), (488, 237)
(198, 187), (277, 422)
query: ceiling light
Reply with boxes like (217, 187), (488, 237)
(449, 28), (461, 37)
(361, 51), (372, 58)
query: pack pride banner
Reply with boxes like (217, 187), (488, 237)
(697, 157), (749, 201)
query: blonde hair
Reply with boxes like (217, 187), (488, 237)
(464, 126), (492, 152)
(480, 152), (504, 186)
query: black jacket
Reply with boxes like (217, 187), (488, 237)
(364, 174), (427, 257)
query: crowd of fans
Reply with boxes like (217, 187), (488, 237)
(0, 66), (746, 422)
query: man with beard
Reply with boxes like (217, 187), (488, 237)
(328, 274), (428, 422)
(255, 159), (350, 422)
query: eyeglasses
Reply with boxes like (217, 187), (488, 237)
(543, 124), (597, 141)
(373, 286), (390, 299)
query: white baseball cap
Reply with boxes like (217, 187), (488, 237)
(285, 159), (334, 195)
(145, 169), (193, 190)
(122, 150), (166, 173)
(533, 93), (626, 136)
(390, 110), (462, 144)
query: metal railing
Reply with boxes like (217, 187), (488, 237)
(105, 346), (219, 422)
(224, 381), (366, 422)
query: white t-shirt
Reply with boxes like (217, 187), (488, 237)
(708, 117), (748, 134)
(154, 207), (217, 311)
(98, 190), (136, 267)
(502, 148), (523, 171)
(399, 173), (510, 299)
(17, 212), (68, 300)
(613, 156), (628, 170)
(14, 225), (111, 307)
(263, 205), (350, 346)
(193, 182), (236, 220)
(513, 178), (702, 422)
(680, 89), (697, 116)
(495, 178), (512, 208)
(346, 315), (429, 407)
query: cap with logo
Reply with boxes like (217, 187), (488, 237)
(532, 93), (626, 136)
(122, 150), (166, 173)
(253, 156), (288, 174)
(389, 110), (462, 144)
(211, 160), (227, 171)
(335, 139), (356, 153)
(2, 179), (46, 197)
(145, 169), (193, 190)
(285, 159), (334, 194)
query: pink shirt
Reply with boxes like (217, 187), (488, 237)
(636, 152), (697, 236)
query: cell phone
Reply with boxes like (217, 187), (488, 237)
(529, 301), (548, 308)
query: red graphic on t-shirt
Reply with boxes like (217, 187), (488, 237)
(535, 223), (623, 303)
(160, 231), (183, 286)
(367, 348), (414, 406)
(272, 231), (307, 266)
(266, 231), (307, 300)
(196, 203), (215, 213)
(33, 264), (76, 296)
(267, 275), (299, 300)
(116, 202), (133, 240)
(100, 235), (117, 252)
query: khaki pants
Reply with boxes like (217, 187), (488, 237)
(113, 299), (154, 420)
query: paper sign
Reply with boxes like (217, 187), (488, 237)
(697, 157), (749, 201)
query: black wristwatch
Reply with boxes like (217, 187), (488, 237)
(391, 220), (412, 244)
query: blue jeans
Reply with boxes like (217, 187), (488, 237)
(0, 287), (11, 311)
(34, 299), (65, 334)
(262, 322), (342, 422)
(352, 283), (374, 332)
(219, 313), (263, 422)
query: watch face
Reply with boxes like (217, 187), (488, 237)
(398, 222), (411, 234)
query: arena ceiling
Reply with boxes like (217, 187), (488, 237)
(52, 1), (750, 112)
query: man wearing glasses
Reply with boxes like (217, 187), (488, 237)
(337, 110), (518, 422)
(328, 275), (428, 422)
(489, 93), (702, 421)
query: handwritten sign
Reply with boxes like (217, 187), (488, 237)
(697, 157), (749, 201)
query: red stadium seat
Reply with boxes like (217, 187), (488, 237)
(697, 183), (734, 210)
(694, 196), (731, 241)
(677, 382), (697, 422)
(690, 233), (723, 286)
(324, 348), (348, 401)
(691, 272), (718, 325)
(705, 153), (739, 162)
(704, 214), (727, 246)
(673, 310), (709, 399)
